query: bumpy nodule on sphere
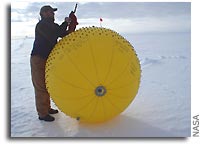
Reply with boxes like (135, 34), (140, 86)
(45, 27), (141, 123)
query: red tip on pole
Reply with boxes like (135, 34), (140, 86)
(100, 18), (103, 22)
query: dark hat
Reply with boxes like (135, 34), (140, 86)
(40, 5), (57, 15)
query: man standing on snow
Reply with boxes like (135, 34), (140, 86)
(30, 5), (77, 122)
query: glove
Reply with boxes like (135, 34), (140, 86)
(65, 17), (71, 24)
(67, 11), (78, 34)
(69, 11), (78, 25)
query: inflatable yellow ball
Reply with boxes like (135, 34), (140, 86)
(45, 27), (141, 123)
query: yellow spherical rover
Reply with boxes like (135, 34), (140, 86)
(45, 27), (141, 123)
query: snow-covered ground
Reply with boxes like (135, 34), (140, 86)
(11, 31), (191, 137)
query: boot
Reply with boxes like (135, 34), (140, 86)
(49, 108), (58, 114)
(39, 114), (55, 122)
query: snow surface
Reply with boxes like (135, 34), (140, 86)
(11, 32), (191, 137)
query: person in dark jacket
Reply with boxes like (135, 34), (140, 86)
(30, 5), (77, 121)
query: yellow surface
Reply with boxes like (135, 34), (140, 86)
(45, 27), (141, 123)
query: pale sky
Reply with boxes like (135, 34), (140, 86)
(11, 2), (191, 37)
